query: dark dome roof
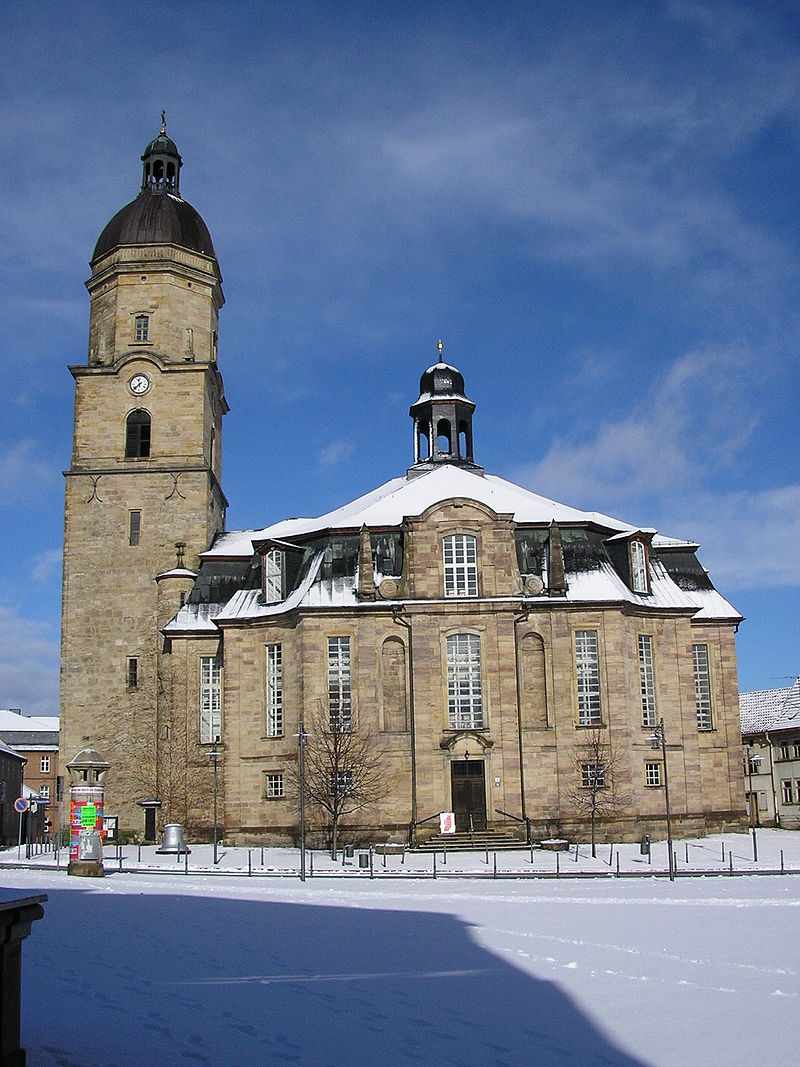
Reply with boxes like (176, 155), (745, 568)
(143, 131), (180, 158)
(417, 360), (467, 400)
(92, 192), (216, 263)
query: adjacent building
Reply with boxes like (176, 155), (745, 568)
(0, 709), (60, 840)
(60, 123), (748, 845)
(740, 678), (800, 830)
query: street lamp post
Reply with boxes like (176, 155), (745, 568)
(747, 749), (763, 862)
(649, 719), (674, 881)
(296, 714), (308, 882)
(209, 742), (221, 866)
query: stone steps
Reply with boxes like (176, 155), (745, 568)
(415, 830), (528, 852)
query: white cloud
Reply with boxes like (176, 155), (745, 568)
(0, 440), (58, 494)
(319, 439), (355, 467)
(0, 603), (59, 717)
(32, 549), (62, 584)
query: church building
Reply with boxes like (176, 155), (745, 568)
(60, 124), (747, 846)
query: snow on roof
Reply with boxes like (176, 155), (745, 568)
(163, 601), (225, 635)
(740, 678), (800, 734)
(0, 737), (25, 761)
(203, 467), (676, 560)
(0, 710), (59, 734)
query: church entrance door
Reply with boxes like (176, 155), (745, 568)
(451, 760), (486, 832)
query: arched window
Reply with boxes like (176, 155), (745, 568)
(443, 533), (478, 597)
(447, 633), (483, 729)
(263, 549), (284, 603)
(125, 410), (151, 458)
(436, 418), (452, 455)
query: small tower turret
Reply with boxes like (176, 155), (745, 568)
(408, 340), (483, 476)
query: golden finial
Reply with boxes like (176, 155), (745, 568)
(161, 109), (167, 134)
(437, 338), (444, 362)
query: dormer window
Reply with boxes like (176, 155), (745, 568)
(443, 533), (478, 597)
(263, 549), (284, 604)
(630, 539), (648, 594)
(134, 314), (150, 342)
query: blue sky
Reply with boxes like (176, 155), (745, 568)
(1, 0), (798, 715)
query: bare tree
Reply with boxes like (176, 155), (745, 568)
(567, 729), (631, 857)
(289, 702), (388, 858)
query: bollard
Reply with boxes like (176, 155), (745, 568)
(369, 847), (374, 879)
(574, 843), (579, 862)
(722, 841), (725, 862)
(673, 849), (677, 875)
(401, 846), (405, 865)
(530, 842), (534, 864)
(685, 842), (689, 864)
(781, 849), (785, 874)
(118, 850), (123, 873)
(138, 844), (141, 863)
(383, 843), (387, 868)
(493, 853), (497, 879)
(443, 843), (447, 865)
(261, 847), (264, 865)
(616, 853), (620, 877)
(485, 846), (489, 865)
(648, 846), (652, 866)
(433, 852), (437, 879)
(609, 843), (613, 865)
(248, 850), (252, 877)
(310, 852), (314, 877)
(729, 851), (733, 875)
(184, 848), (188, 874)
(556, 852), (560, 878)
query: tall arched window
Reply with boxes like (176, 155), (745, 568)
(443, 533), (478, 597)
(125, 410), (151, 458)
(630, 539), (648, 593)
(447, 633), (483, 729)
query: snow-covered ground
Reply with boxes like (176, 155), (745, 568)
(3, 831), (799, 1066)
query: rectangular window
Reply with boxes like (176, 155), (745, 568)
(40, 755), (51, 773)
(266, 644), (283, 737)
(134, 314), (149, 342)
(575, 630), (602, 725)
(447, 633), (483, 729)
(443, 533), (478, 597)
(630, 540), (648, 593)
(264, 549), (284, 604)
(581, 762), (605, 788)
(779, 743), (791, 761)
(781, 779), (794, 805)
(39, 784), (50, 800)
(328, 637), (352, 730)
(264, 772), (284, 799)
(200, 655), (222, 743)
(330, 770), (353, 795)
(645, 762), (662, 787)
(129, 510), (141, 546)
(794, 744), (800, 760)
(693, 644), (713, 730)
(126, 657), (138, 689)
(638, 635), (656, 727)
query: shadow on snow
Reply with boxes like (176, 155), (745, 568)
(23, 888), (647, 1067)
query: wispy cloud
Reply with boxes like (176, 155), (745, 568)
(32, 549), (62, 584)
(319, 439), (355, 468)
(0, 440), (58, 494)
(0, 603), (59, 717)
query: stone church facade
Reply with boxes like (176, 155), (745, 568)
(60, 125), (747, 845)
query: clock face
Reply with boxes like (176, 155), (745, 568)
(130, 374), (150, 396)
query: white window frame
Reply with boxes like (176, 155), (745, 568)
(638, 634), (656, 727)
(575, 630), (602, 726)
(328, 636), (352, 730)
(630, 539), (648, 593)
(443, 533), (478, 597)
(40, 755), (51, 774)
(265, 772), (284, 799)
(266, 644), (283, 737)
(200, 655), (222, 743)
(645, 761), (662, 787)
(39, 784), (50, 800)
(330, 770), (353, 795)
(264, 549), (284, 604)
(781, 779), (794, 805)
(581, 762), (606, 788)
(447, 633), (483, 729)
(693, 643), (713, 731)
(779, 743), (790, 761)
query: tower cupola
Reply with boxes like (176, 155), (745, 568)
(408, 341), (482, 476)
(141, 111), (182, 194)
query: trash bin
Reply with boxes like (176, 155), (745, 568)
(345, 845), (354, 859)
(358, 852), (370, 869)
(640, 834), (651, 856)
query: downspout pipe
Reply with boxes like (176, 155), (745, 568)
(392, 606), (417, 845)
(513, 604), (532, 844)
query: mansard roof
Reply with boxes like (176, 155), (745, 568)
(163, 464), (740, 634)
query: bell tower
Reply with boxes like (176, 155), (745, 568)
(60, 118), (228, 829)
(408, 341), (483, 476)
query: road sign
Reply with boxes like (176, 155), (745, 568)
(14, 797), (29, 814)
